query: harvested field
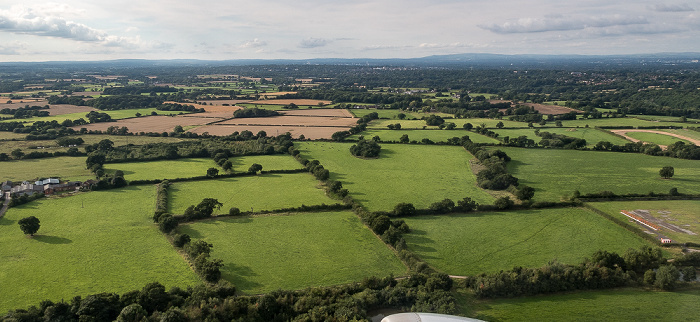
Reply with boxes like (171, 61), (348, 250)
(259, 91), (296, 97)
(47, 104), (97, 115)
(71, 115), (215, 133)
(279, 109), (354, 118)
(180, 111), (235, 119)
(219, 115), (357, 127)
(0, 98), (47, 109)
(197, 99), (253, 106)
(190, 125), (347, 139)
(164, 101), (242, 113)
(248, 99), (332, 106)
(70, 91), (101, 97)
(611, 129), (700, 147)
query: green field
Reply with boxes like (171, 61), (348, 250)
(492, 127), (630, 146)
(497, 147), (700, 201)
(177, 211), (406, 293)
(0, 186), (200, 313)
(1, 108), (190, 124)
(625, 132), (691, 146)
(168, 173), (333, 214)
(662, 129), (700, 141)
(402, 208), (649, 276)
(588, 200), (700, 244)
(369, 118), (526, 130)
(104, 158), (221, 181)
(0, 157), (93, 182)
(349, 129), (500, 144)
(464, 287), (700, 321)
(297, 142), (494, 211)
(0, 135), (187, 155)
(228, 154), (302, 172)
(0, 132), (26, 140)
(558, 116), (689, 128)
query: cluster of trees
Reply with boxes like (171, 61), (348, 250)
(157, 103), (204, 112)
(3, 273), (457, 321)
(183, 240), (224, 283)
(183, 198), (224, 221)
(471, 148), (519, 191)
(592, 140), (700, 160)
(212, 152), (233, 172)
(0, 146), (83, 161)
(55, 137), (84, 147)
(536, 131), (587, 149)
(469, 246), (689, 299)
(386, 123), (402, 130)
(8, 193), (45, 207)
(301, 159), (330, 180)
(0, 105), (50, 118)
(350, 139), (381, 158)
(233, 107), (280, 118)
(86, 111), (112, 123)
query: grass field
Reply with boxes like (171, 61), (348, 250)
(0, 157), (93, 182)
(368, 118), (526, 130)
(0, 132), (26, 140)
(296, 142), (494, 211)
(177, 211), (406, 293)
(557, 116), (689, 128)
(228, 154), (302, 172)
(625, 132), (691, 146)
(168, 173), (333, 214)
(588, 200), (700, 244)
(0, 186), (200, 313)
(496, 147), (700, 201)
(0, 108), (190, 124)
(104, 158), (221, 181)
(402, 207), (649, 276)
(0, 135), (187, 155)
(662, 129), (700, 141)
(462, 287), (700, 321)
(492, 127), (630, 146)
(349, 129), (500, 144)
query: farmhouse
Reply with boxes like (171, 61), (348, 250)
(4, 178), (84, 197)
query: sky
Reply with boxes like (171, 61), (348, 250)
(0, 0), (698, 61)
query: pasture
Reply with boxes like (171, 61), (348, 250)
(1, 108), (189, 125)
(624, 131), (692, 146)
(496, 147), (700, 201)
(349, 129), (500, 144)
(104, 158), (221, 181)
(402, 207), (649, 276)
(588, 200), (700, 244)
(0, 186), (200, 313)
(557, 116), (689, 128)
(464, 287), (700, 321)
(0, 157), (93, 182)
(296, 142), (494, 211)
(168, 173), (333, 214)
(177, 211), (407, 293)
(0, 134), (186, 155)
(492, 127), (630, 146)
(190, 124), (348, 139)
(368, 118), (527, 130)
(228, 154), (302, 172)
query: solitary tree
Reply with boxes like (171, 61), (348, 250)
(206, 167), (219, 177)
(18, 216), (40, 236)
(659, 166), (674, 179)
(248, 163), (263, 174)
(496, 121), (504, 129)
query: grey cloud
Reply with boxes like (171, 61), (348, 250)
(0, 7), (140, 47)
(652, 4), (695, 12)
(480, 15), (648, 34)
(299, 37), (329, 48)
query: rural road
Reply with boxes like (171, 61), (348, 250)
(610, 129), (700, 148)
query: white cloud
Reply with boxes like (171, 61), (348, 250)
(480, 14), (648, 33)
(240, 38), (267, 48)
(0, 4), (141, 47)
(299, 37), (329, 48)
(651, 4), (695, 12)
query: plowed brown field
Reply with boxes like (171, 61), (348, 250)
(71, 115), (215, 133)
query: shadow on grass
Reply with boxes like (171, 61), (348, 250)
(223, 263), (263, 292)
(34, 235), (72, 244)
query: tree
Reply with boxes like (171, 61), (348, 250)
(496, 121), (504, 129)
(654, 265), (680, 290)
(456, 197), (478, 212)
(393, 203), (416, 217)
(555, 120), (563, 127)
(659, 166), (674, 179)
(463, 123), (473, 130)
(18, 216), (40, 236)
(11, 148), (24, 159)
(350, 139), (381, 158)
(494, 196), (514, 210)
(399, 134), (409, 143)
(515, 185), (535, 201)
(248, 163), (263, 174)
(425, 115), (445, 126)
(206, 167), (219, 177)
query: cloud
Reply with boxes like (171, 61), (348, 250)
(0, 4), (141, 47)
(651, 4), (695, 12)
(299, 37), (329, 48)
(240, 38), (267, 48)
(480, 14), (648, 34)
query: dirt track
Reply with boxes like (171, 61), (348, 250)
(610, 129), (700, 147)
